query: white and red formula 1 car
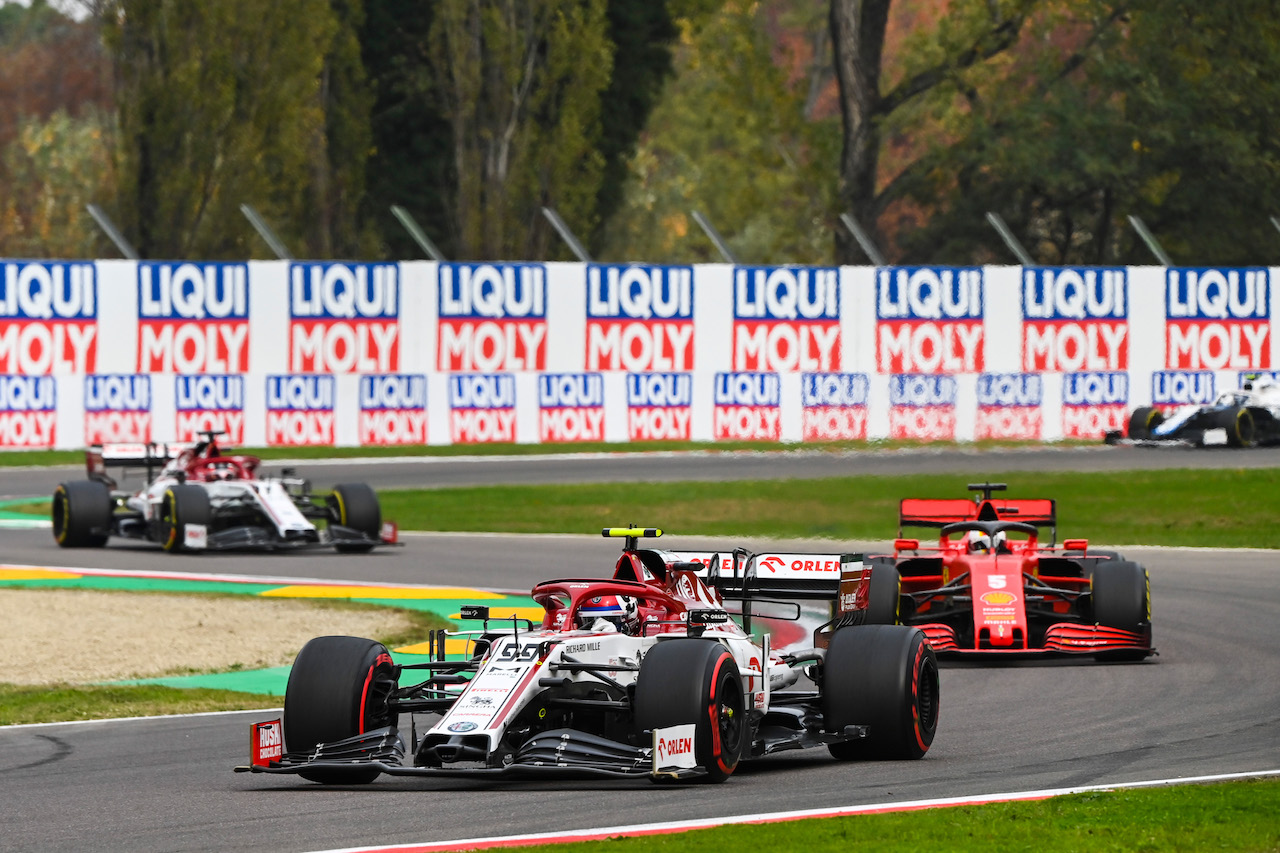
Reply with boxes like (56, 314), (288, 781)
(236, 527), (940, 784)
(52, 430), (394, 553)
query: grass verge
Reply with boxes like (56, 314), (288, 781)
(377, 467), (1280, 548)
(506, 780), (1279, 852)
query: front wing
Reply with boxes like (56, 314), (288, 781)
(916, 621), (1155, 658)
(235, 725), (706, 780)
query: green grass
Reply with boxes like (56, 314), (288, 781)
(506, 780), (1279, 852)
(377, 468), (1280, 548)
(0, 683), (277, 726)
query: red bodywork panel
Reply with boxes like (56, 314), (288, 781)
(967, 554), (1029, 649)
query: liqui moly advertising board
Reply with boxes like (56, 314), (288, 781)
(733, 267), (840, 371)
(1151, 370), (1215, 412)
(266, 375), (335, 446)
(888, 374), (957, 441)
(289, 262), (399, 373)
(586, 264), (694, 371)
(1022, 268), (1128, 371)
(1166, 268), (1269, 369)
(713, 372), (780, 441)
(0, 262), (97, 374)
(85, 374), (151, 444)
(1061, 371), (1128, 438)
(175, 375), (245, 443)
(877, 267), (984, 373)
(138, 263), (249, 373)
(627, 372), (692, 441)
(359, 374), (427, 445)
(538, 373), (604, 442)
(439, 264), (546, 371)
(0, 375), (56, 448)
(801, 372), (868, 441)
(975, 373), (1043, 440)
(449, 373), (516, 443)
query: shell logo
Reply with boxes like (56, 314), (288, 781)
(981, 591), (1016, 605)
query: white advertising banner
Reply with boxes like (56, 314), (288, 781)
(0, 258), (1274, 449)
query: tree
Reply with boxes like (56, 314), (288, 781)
(359, 0), (454, 259)
(590, 0), (679, 252)
(601, 1), (840, 264)
(102, 0), (340, 259)
(428, 0), (613, 261)
(314, 0), (377, 259)
(829, 0), (1052, 263)
(0, 0), (113, 258)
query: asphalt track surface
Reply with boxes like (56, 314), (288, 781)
(1, 447), (1279, 853)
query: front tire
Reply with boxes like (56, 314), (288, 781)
(329, 483), (381, 553)
(634, 639), (746, 783)
(157, 485), (211, 553)
(824, 625), (939, 760)
(1127, 406), (1164, 440)
(283, 636), (396, 784)
(51, 480), (112, 548)
(1091, 561), (1151, 661)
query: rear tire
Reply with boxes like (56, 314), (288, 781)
(634, 639), (746, 783)
(51, 480), (112, 548)
(863, 558), (901, 624)
(824, 625), (939, 760)
(329, 483), (381, 553)
(283, 636), (396, 784)
(1215, 407), (1256, 448)
(1127, 406), (1164, 440)
(157, 485), (211, 553)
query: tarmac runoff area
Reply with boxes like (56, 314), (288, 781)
(0, 565), (539, 692)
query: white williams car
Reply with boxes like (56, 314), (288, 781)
(52, 431), (394, 553)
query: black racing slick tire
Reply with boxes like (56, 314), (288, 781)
(1215, 407), (1256, 448)
(157, 485), (211, 553)
(863, 558), (902, 625)
(1091, 561), (1151, 661)
(823, 625), (939, 760)
(51, 480), (112, 548)
(634, 639), (746, 783)
(1127, 406), (1164, 440)
(283, 636), (397, 784)
(329, 483), (381, 553)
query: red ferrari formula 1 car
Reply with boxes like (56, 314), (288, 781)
(236, 528), (940, 784)
(862, 484), (1154, 660)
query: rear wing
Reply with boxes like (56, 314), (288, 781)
(668, 549), (860, 598)
(899, 497), (1057, 543)
(86, 442), (184, 487)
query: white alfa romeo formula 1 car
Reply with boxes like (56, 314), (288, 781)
(236, 527), (941, 784)
(52, 431), (393, 553)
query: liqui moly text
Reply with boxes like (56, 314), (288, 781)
(733, 267), (840, 371)
(877, 267), (983, 373)
(586, 264), (694, 371)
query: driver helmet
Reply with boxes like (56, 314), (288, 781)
(968, 530), (1007, 554)
(577, 594), (638, 633)
(208, 462), (236, 481)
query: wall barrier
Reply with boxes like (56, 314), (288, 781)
(0, 259), (1273, 449)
